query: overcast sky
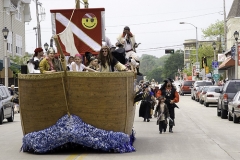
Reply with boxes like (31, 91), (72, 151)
(25, 0), (234, 58)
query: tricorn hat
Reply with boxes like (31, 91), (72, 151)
(124, 26), (130, 30)
(85, 52), (95, 62)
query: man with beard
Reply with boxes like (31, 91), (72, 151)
(156, 78), (179, 133)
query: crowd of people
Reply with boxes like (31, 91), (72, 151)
(135, 78), (180, 134)
(26, 26), (181, 134)
(27, 26), (142, 75)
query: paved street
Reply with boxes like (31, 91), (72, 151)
(1, 95), (240, 160)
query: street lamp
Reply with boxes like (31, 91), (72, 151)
(212, 41), (217, 61)
(180, 22), (198, 63)
(2, 27), (9, 39)
(33, 27), (37, 48)
(44, 42), (49, 51)
(2, 27), (9, 87)
(234, 31), (239, 79)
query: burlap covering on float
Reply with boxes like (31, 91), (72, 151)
(18, 72), (136, 135)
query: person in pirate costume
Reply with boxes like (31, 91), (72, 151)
(85, 52), (99, 71)
(111, 42), (126, 65)
(98, 46), (128, 72)
(156, 78), (179, 133)
(139, 83), (155, 122)
(27, 47), (44, 73)
(39, 47), (63, 74)
(117, 26), (142, 76)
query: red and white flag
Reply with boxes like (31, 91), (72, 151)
(50, 8), (105, 56)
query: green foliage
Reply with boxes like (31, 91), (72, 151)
(190, 45), (214, 71)
(140, 54), (170, 76)
(183, 68), (192, 76)
(202, 20), (224, 40)
(162, 53), (184, 79)
(9, 54), (32, 77)
(146, 67), (164, 84)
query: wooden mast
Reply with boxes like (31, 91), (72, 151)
(75, 0), (80, 9)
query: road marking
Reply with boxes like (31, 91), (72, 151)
(66, 154), (87, 160)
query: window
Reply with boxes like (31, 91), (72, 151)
(226, 82), (240, 93)
(15, 4), (22, 21)
(7, 31), (12, 53)
(16, 34), (22, 55)
(184, 81), (194, 86)
(208, 87), (219, 92)
(0, 88), (5, 97)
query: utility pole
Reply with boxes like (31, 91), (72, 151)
(223, 0), (227, 51)
(35, 0), (42, 47)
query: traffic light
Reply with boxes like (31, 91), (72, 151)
(205, 66), (209, 74)
(165, 49), (174, 54)
(202, 56), (207, 68)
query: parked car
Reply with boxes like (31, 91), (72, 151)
(198, 86), (210, 104)
(215, 79), (240, 119)
(195, 86), (204, 102)
(179, 80), (195, 95)
(191, 81), (213, 100)
(203, 86), (222, 107)
(0, 85), (14, 124)
(228, 91), (240, 123)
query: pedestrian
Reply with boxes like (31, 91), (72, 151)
(154, 96), (171, 134)
(9, 85), (15, 96)
(156, 78), (179, 133)
(139, 84), (153, 122)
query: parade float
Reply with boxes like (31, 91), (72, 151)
(19, 0), (136, 153)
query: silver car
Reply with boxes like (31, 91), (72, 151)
(0, 85), (14, 124)
(199, 86), (210, 104)
(228, 91), (240, 123)
(203, 86), (222, 107)
(191, 81), (213, 100)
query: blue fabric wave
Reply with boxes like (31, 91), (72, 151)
(22, 114), (135, 153)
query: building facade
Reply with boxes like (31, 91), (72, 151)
(183, 39), (216, 69)
(0, 0), (31, 66)
(218, 0), (240, 80)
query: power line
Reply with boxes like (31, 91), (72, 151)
(137, 44), (183, 51)
(106, 29), (195, 35)
(106, 7), (223, 18)
(106, 12), (221, 27)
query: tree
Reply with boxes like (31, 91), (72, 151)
(139, 54), (170, 76)
(162, 53), (184, 79)
(202, 20), (224, 40)
(9, 54), (32, 77)
(146, 67), (164, 84)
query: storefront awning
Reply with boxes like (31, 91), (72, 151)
(218, 57), (235, 70)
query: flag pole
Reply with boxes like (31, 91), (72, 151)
(53, 35), (71, 116)
(75, 0), (80, 9)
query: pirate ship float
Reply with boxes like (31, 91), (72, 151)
(19, 1), (136, 153)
